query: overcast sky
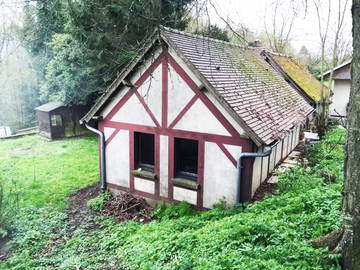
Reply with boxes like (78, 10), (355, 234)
(209, 0), (352, 54)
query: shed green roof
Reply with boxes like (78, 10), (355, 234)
(270, 54), (329, 102)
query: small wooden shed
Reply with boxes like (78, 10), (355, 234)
(35, 102), (89, 140)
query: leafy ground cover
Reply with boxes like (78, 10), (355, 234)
(0, 135), (99, 209)
(1, 127), (345, 269)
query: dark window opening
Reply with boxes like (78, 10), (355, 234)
(134, 132), (154, 172)
(174, 138), (198, 180)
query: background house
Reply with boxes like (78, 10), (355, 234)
(82, 27), (313, 208)
(35, 102), (89, 140)
(323, 60), (351, 118)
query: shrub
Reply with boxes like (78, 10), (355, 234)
(0, 179), (20, 237)
(153, 201), (195, 220)
(86, 192), (111, 212)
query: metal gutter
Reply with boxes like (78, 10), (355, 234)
(236, 140), (280, 203)
(80, 120), (107, 192)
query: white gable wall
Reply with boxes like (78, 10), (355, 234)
(106, 129), (130, 188)
(330, 79), (351, 117)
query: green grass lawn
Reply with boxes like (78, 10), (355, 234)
(0, 128), (345, 269)
(0, 134), (99, 209)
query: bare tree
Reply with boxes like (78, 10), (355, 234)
(263, 0), (299, 54)
(313, 0), (350, 137)
(327, 0), (350, 89)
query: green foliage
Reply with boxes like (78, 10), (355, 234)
(153, 201), (195, 220)
(87, 192), (111, 212)
(20, 0), (193, 105)
(0, 134), (99, 209)
(1, 127), (345, 269)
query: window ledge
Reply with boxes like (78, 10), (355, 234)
(172, 178), (199, 190)
(131, 170), (156, 180)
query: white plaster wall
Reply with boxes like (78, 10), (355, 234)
(104, 127), (116, 141)
(203, 142), (239, 208)
(159, 135), (169, 197)
(167, 65), (196, 125)
(330, 79), (351, 116)
(111, 94), (156, 126)
(268, 147), (276, 172)
(292, 127), (298, 149)
(261, 155), (269, 183)
(275, 141), (283, 164)
(295, 126), (300, 146)
(173, 187), (197, 205)
(224, 144), (243, 161)
(286, 131), (293, 156)
(282, 136), (289, 160)
(173, 99), (231, 136)
(251, 147), (263, 196)
(137, 64), (163, 123)
(106, 130), (130, 187)
(134, 177), (155, 193)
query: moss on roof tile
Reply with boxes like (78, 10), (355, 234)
(271, 55), (329, 102)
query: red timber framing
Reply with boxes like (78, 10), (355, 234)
(99, 50), (255, 207)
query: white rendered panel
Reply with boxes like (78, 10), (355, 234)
(173, 187), (197, 205)
(137, 64), (162, 124)
(104, 127), (116, 141)
(261, 153), (269, 183)
(159, 135), (169, 197)
(268, 147), (276, 172)
(134, 177), (155, 194)
(252, 153), (262, 196)
(330, 80), (351, 116)
(224, 144), (242, 162)
(106, 130), (130, 187)
(173, 99), (230, 136)
(111, 94), (156, 126)
(282, 136), (289, 160)
(167, 65), (196, 125)
(203, 142), (238, 208)
(275, 141), (283, 164)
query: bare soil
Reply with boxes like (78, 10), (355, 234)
(251, 182), (278, 202)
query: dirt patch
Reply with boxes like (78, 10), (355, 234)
(65, 182), (101, 231)
(101, 193), (153, 223)
(251, 182), (278, 202)
(65, 183), (153, 227)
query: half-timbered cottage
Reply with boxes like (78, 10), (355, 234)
(81, 27), (314, 208)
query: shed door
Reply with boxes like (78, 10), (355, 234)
(50, 114), (65, 139)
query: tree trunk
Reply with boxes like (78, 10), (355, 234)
(341, 1), (360, 269)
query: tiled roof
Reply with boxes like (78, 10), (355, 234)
(161, 27), (313, 145)
(267, 53), (329, 102)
